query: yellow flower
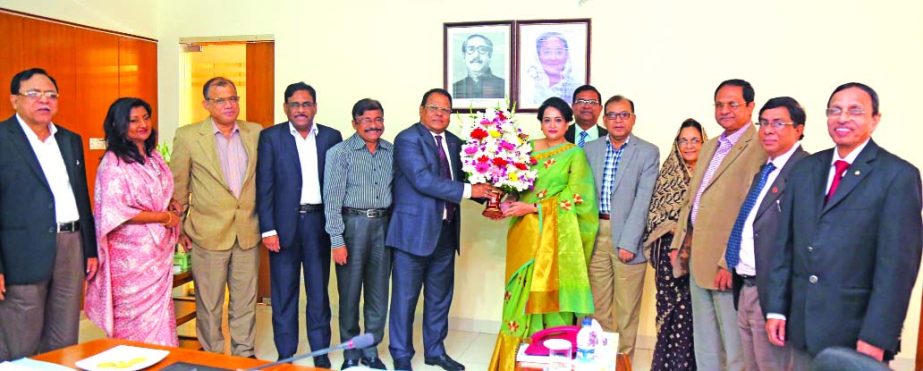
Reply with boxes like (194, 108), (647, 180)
(489, 130), (501, 138)
(508, 172), (519, 181)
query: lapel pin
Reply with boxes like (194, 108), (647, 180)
(854, 170), (861, 176)
(771, 186), (779, 194)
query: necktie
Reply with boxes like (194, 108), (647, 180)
(725, 162), (776, 271)
(578, 131), (588, 147)
(826, 160), (851, 204)
(435, 135), (456, 221)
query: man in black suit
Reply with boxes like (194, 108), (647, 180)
(766, 83), (922, 368)
(0, 68), (97, 360)
(565, 85), (607, 147)
(255, 82), (342, 368)
(728, 97), (809, 370)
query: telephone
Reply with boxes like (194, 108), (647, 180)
(523, 325), (579, 356)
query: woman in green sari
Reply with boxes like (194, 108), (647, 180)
(488, 97), (599, 371)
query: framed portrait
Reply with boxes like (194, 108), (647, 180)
(444, 21), (513, 111)
(515, 19), (591, 111)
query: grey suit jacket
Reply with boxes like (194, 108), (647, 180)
(732, 146), (809, 310)
(584, 134), (660, 264)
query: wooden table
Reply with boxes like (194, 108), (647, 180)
(33, 338), (322, 370)
(517, 354), (633, 371)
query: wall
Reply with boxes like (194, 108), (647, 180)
(6, 0), (923, 367)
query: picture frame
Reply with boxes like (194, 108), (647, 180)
(515, 19), (591, 111)
(443, 21), (514, 112)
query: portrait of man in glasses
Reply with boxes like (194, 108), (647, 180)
(452, 33), (505, 99)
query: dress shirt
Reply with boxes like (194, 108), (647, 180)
(599, 136), (629, 215)
(691, 124), (749, 225)
(736, 142), (801, 276)
(212, 120), (248, 198)
(428, 130), (472, 203)
(576, 124), (602, 142)
(16, 114), (79, 223)
(324, 134), (394, 248)
(289, 122), (323, 204)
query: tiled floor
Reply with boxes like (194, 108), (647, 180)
(79, 304), (655, 370)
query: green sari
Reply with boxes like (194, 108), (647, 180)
(488, 142), (599, 371)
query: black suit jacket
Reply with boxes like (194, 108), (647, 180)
(766, 139), (923, 355)
(564, 123), (607, 144)
(0, 115), (97, 285)
(732, 146), (809, 310)
(255, 122), (342, 248)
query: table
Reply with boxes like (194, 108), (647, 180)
(33, 338), (321, 371)
(517, 354), (632, 371)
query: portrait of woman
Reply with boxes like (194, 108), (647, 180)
(516, 20), (590, 110)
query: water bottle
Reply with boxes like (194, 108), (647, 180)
(575, 317), (597, 363)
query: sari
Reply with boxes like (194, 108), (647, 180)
(488, 142), (598, 371)
(85, 151), (179, 346)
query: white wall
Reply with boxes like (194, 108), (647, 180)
(7, 0), (923, 367)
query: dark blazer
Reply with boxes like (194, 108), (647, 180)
(766, 139), (923, 355)
(452, 71), (505, 99)
(564, 123), (607, 144)
(732, 146), (809, 310)
(0, 115), (96, 285)
(386, 123), (465, 256)
(256, 122), (342, 248)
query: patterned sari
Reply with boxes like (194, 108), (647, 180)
(488, 142), (598, 371)
(85, 151), (179, 346)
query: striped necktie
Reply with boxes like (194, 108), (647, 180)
(578, 131), (588, 147)
(725, 162), (776, 271)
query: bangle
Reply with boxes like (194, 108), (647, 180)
(162, 212), (173, 226)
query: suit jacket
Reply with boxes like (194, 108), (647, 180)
(584, 134), (660, 264)
(170, 118), (262, 251)
(766, 140), (923, 355)
(731, 146), (809, 310)
(0, 115), (97, 284)
(256, 122), (342, 248)
(671, 125), (767, 288)
(564, 124), (607, 144)
(385, 123), (465, 256)
(452, 71), (505, 99)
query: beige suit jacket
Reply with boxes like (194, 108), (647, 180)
(671, 125), (766, 289)
(171, 117), (262, 251)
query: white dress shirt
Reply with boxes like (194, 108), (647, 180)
(427, 130), (472, 220)
(576, 124), (601, 143)
(261, 123), (323, 239)
(17, 114), (80, 224)
(736, 142), (801, 276)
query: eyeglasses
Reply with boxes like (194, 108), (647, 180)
(356, 117), (384, 125)
(287, 101), (316, 109)
(208, 96), (240, 105)
(574, 99), (599, 106)
(714, 101), (742, 110)
(539, 48), (568, 59)
(425, 105), (452, 115)
(756, 120), (795, 129)
(464, 46), (492, 55)
(677, 138), (702, 146)
(18, 90), (59, 100)
(825, 107), (866, 117)
(604, 111), (632, 120)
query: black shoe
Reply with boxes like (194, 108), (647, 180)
(424, 354), (465, 371)
(393, 358), (413, 371)
(361, 356), (387, 369)
(341, 358), (361, 369)
(314, 355), (332, 369)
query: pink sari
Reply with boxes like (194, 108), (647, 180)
(85, 151), (179, 346)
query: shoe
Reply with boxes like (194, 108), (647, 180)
(341, 358), (361, 369)
(393, 358), (413, 371)
(361, 356), (387, 369)
(314, 355), (332, 369)
(424, 354), (465, 371)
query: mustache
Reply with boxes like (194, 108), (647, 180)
(364, 128), (383, 133)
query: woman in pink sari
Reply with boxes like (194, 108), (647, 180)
(85, 97), (180, 346)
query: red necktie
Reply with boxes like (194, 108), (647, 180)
(826, 160), (850, 203)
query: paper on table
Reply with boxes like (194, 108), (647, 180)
(0, 358), (76, 371)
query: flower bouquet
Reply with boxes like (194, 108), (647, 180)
(459, 108), (537, 218)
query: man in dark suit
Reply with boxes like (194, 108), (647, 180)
(386, 89), (494, 371)
(766, 83), (922, 368)
(256, 82), (342, 368)
(565, 85), (607, 147)
(728, 97), (809, 370)
(0, 68), (97, 360)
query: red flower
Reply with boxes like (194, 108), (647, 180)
(497, 111), (507, 121)
(477, 155), (490, 163)
(507, 320), (520, 332)
(530, 157), (538, 165)
(560, 200), (573, 211)
(573, 194), (584, 205)
(543, 158), (556, 168)
(515, 163), (528, 170)
(470, 128), (489, 140)
(492, 157), (508, 167)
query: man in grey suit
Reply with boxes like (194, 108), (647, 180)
(766, 83), (922, 368)
(728, 97), (809, 370)
(584, 95), (659, 356)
